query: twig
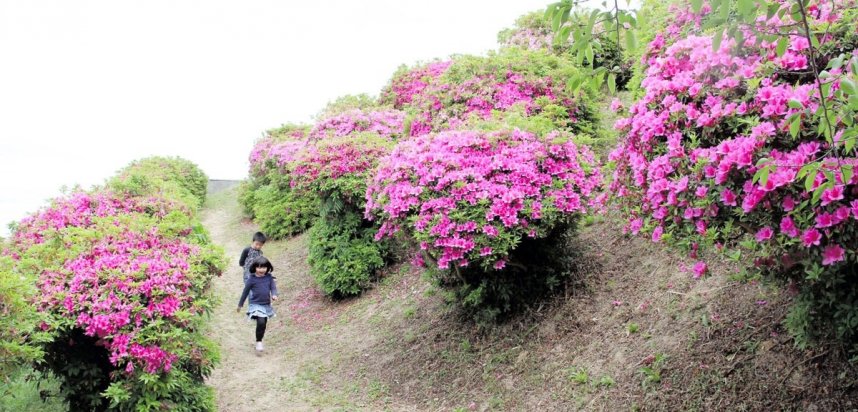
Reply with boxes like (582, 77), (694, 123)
(779, 348), (830, 385)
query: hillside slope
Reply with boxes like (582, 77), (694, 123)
(202, 185), (858, 411)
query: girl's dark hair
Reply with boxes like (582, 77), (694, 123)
(248, 256), (273, 274)
(252, 232), (267, 243)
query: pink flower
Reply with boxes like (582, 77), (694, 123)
(801, 228), (822, 247)
(820, 186), (844, 206)
(782, 196), (796, 211)
(720, 189), (737, 206)
(755, 227), (773, 241)
(821, 244), (845, 266)
(652, 226), (664, 243)
(692, 261), (708, 279)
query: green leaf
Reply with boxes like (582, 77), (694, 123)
(754, 165), (771, 186)
(585, 44), (594, 67)
(719, 0), (730, 19)
(830, 56), (844, 71)
(559, 25), (572, 42)
(608, 73), (617, 94)
(544, 3), (557, 21)
(841, 78), (858, 96)
(805, 163), (818, 192)
(842, 165), (854, 184)
(712, 28), (724, 51)
(738, 0), (755, 19)
(845, 129), (858, 153)
(691, 0), (704, 14)
(775, 36), (789, 57)
(766, 2), (780, 19)
(561, 7), (571, 26)
(552, 8), (563, 31)
(811, 182), (830, 204)
(788, 99), (804, 109)
(790, 115), (801, 138)
(625, 30), (638, 53)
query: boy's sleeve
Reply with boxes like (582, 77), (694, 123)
(238, 247), (248, 267)
(238, 280), (252, 307)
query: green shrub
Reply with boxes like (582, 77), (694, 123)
(308, 205), (387, 298)
(109, 156), (208, 208)
(434, 223), (580, 326)
(8, 157), (226, 411)
(250, 179), (317, 239)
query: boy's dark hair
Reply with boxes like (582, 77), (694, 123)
(252, 232), (267, 243)
(248, 256), (273, 274)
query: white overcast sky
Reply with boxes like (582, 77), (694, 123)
(0, 0), (568, 234)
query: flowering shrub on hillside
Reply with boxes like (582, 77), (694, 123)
(497, 11), (557, 51)
(293, 133), (395, 296)
(366, 128), (602, 322)
(308, 109), (405, 141)
(379, 48), (599, 138)
(0, 255), (48, 378)
(243, 111), (406, 240)
(242, 124), (317, 238)
(7, 158), (225, 411)
(609, 0), (858, 346)
(367, 128), (602, 269)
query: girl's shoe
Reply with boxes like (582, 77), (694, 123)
(255, 342), (264, 352)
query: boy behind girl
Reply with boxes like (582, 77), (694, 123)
(238, 232), (266, 283)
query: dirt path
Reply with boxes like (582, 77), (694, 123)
(202, 185), (317, 411)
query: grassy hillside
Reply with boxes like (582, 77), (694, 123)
(204, 185), (858, 411)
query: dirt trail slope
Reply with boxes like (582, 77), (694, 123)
(202, 184), (314, 411)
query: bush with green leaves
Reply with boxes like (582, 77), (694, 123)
(243, 124), (317, 238)
(366, 128), (603, 323)
(380, 47), (600, 138)
(0, 255), (49, 379)
(108, 156), (209, 208)
(293, 133), (394, 297)
(5, 157), (226, 411)
(608, 0), (858, 348)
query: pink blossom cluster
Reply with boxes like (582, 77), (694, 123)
(365, 129), (603, 270)
(10, 191), (211, 375)
(610, 0), (858, 271)
(380, 61), (452, 108)
(308, 109), (406, 141)
(248, 127), (309, 177)
(380, 53), (582, 136)
(290, 134), (393, 203)
(13, 192), (184, 248)
(501, 28), (555, 51)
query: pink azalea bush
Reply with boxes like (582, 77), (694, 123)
(242, 124), (318, 238)
(308, 109), (405, 141)
(6, 158), (225, 410)
(365, 128), (602, 322)
(292, 133), (395, 297)
(243, 110), (407, 240)
(497, 11), (557, 51)
(379, 48), (598, 138)
(366, 128), (603, 270)
(609, 0), (858, 345)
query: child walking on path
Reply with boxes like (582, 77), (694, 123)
(238, 232), (266, 284)
(237, 256), (278, 352)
